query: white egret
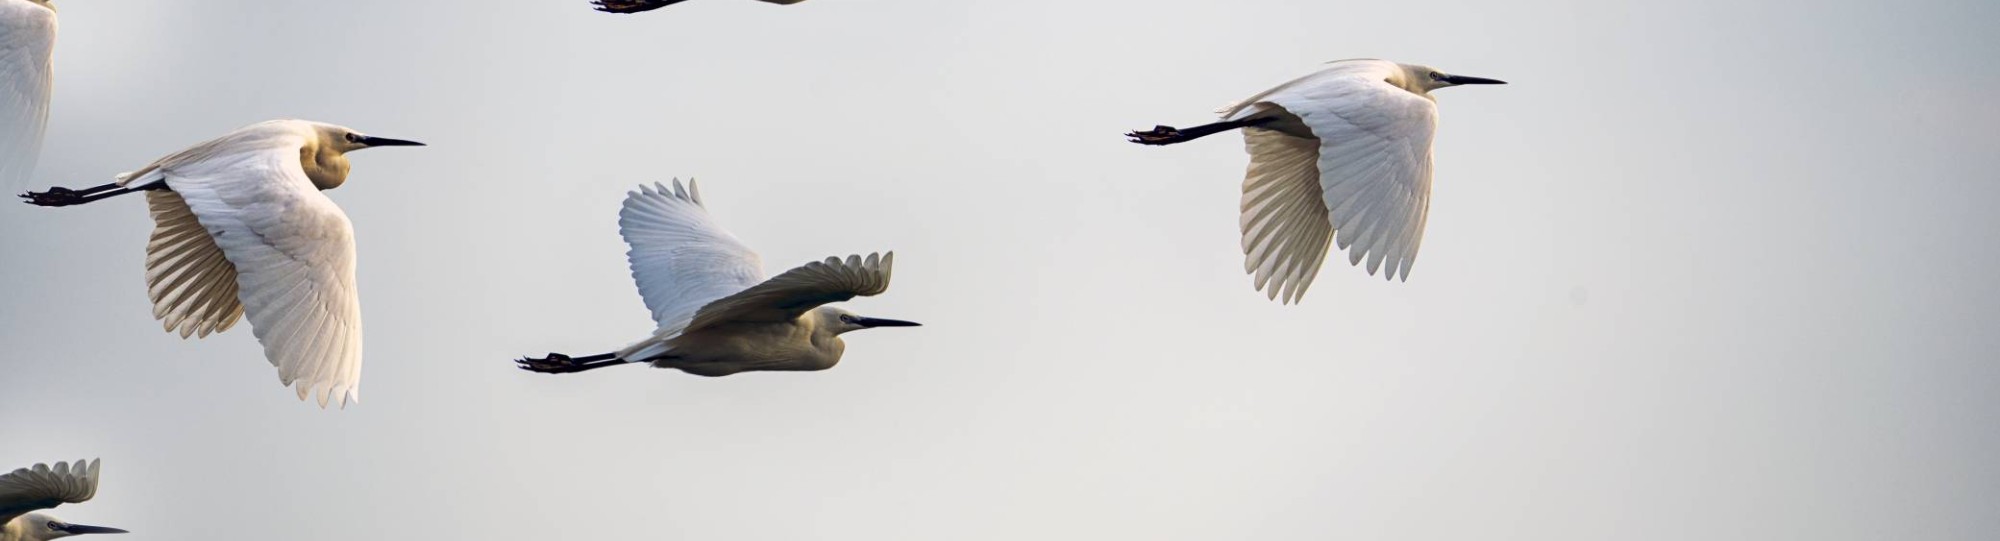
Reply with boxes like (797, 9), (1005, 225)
(19, 119), (425, 408)
(1128, 59), (1504, 304)
(0, 0), (56, 189)
(589, 0), (806, 14)
(0, 459), (126, 541)
(517, 179), (918, 376)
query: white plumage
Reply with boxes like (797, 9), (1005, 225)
(23, 119), (424, 408)
(1131, 59), (1504, 304)
(619, 180), (765, 338)
(0, 0), (54, 189)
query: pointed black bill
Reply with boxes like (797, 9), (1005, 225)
(59, 524), (129, 535)
(356, 135), (426, 147)
(1441, 74), (1507, 85)
(854, 317), (922, 328)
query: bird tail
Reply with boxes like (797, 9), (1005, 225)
(615, 322), (690, 363)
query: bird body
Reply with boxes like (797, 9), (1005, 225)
(0, 460), (125, 541)
(641, 308), (845, 376)
(1129, 59), (1504, 303)
(21, 119), (424, 408)
(517, 180), (917, 377)
(0, 0), (55, 189)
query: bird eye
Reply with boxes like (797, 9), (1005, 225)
(345, 132), (362, 143)
(1430, 72), (1445, 81)
(46, 521), (60, 530)
(838, 315), (854, 324)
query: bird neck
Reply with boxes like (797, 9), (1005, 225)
(299, 144), (351, 190)
(0, 518), (25, 541)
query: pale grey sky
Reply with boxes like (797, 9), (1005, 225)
(2, 0), (1996, 539)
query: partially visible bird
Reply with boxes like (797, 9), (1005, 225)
(19, 119), (425, 408)
(0, 459), (127, 541)
(0, 0), (57, 189)
(1128, 59), (1505, 304)
(517, 179), (919, 377)
(589, 0), (806, 14)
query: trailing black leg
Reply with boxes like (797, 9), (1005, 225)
(1126, 117), (1276, 146)
(591, 0), (692, 13)
(21, 181), (165, 207)
(516, 352), (633, 374)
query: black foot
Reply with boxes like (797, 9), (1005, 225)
(20, 187), (85, 207)
(591, 0), (686, 13)
(517, 353), (584, 374)
(1126, 125), (1189, 145)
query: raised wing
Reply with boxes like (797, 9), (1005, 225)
(1227, 62), (1437, 302)
(685, 252), (893, 333)
(619, 179), (765, 330)
(0, 459), (99, 526)
(0, 1), (54, 189)
(162, 129), (363, 408)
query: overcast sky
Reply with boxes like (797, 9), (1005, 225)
(2, 0), (1996, 539)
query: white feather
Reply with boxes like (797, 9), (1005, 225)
(614, 179), (765, 360)
(0, 0), (54, 189)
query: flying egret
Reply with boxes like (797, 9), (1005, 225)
(0, 459), (127, 541)
(1127, 59), (1505, 304)
(19, 119), (425, 408)
(0, 0), (56, 189)
(516, 179), (919, 377)
(589, 0), (806, 14)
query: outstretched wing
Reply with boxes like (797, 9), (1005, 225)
(685, 252), (894, 333)
(619, 179), (765, 330)
(162, 129), (364, 408)
(1226, 60), (1437, 302)
(0, 1), (54, 189)
(0, 459), (100, 526)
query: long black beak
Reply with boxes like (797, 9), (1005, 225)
(356, 135), (426, 147)
(1441, 74), (1507, 85)
(58, 524), (129, 535)
(853, 317), (922, 328)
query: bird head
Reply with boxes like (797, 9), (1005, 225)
(316, 124), (426, 155)
(297, 122), (424, 190)
(16, 513), (127, 541)
(823, 307), (921, 336)
(1399, 64), (1507, 93)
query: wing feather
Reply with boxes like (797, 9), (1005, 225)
(613, 179), (766, 361)
(685, 252), (894, 333)
(618, 179), (765, 329)
(0, 459), (99, 526)
(0, 1), (54, 189)
(144, 190), (245, 338)
(1237, 120), (1332, 304)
